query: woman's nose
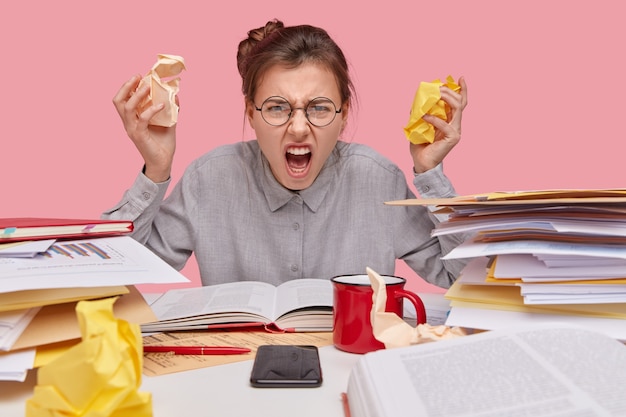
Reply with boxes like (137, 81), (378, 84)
(287, 108), (311, 136)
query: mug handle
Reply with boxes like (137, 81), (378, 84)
(394, 289), (427, 325)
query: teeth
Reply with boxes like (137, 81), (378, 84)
(286, 147), (311, 155)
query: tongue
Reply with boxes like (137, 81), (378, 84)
(286, 153), (310, 170)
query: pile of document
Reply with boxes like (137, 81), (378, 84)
(388, 189), (626, 340)
(0, 218), (189, 382)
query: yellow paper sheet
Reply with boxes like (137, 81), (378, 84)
(26, 297), (152, 417)
(0, 286), (129, 312)
(403, 75), (461, 144)
(480, 189), (626, 201)
(34, 339), (78, 368)
(385, 189), (626, 207)
(13, 286), (156, 351)
(137, 54), (186, 127)
(445, 280), (626, 319)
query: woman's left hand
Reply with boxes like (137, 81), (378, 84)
(410, 76), (468, 173)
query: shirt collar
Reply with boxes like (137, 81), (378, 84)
(259, 143), (341, 213)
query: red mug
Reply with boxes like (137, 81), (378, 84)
(331, 274), (426, 354)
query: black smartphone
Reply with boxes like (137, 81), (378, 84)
(250, 345), (323, 388)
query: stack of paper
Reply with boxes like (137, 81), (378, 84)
(386, 189), (626, 340)
(0, 218), (190, 381)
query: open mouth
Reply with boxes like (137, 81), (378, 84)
(285, 146), (312, 175)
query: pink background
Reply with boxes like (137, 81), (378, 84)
(3, 1), (624, 294)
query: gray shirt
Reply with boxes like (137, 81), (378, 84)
(102, 140), (468, 288)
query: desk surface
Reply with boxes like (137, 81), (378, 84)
(1, 345), (361, 417)
(1, 292), (452, 416)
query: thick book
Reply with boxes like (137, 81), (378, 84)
(344, 324), (626, 417)
(0, 217), (133, 243)
(141, 279), (333, 333)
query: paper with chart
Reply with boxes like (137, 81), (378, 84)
(0, 236), (189, 293)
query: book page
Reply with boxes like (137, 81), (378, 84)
(149, 281), (279, 322)
(349, 324), (626, 417)
(273, 279), (333, 318)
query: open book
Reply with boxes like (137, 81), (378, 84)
(345, 324), (626, 417)
(141, 279), (333, 333)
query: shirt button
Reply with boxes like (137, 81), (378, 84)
(290, 264), (299, 272)
(292, 223), (300, 230)
(142, 192), (151, 200)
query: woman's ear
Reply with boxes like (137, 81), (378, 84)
(245, 100), (256, 129)
(340, 102), (350, 131)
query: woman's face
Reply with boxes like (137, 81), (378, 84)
(246, 63), (348, 191)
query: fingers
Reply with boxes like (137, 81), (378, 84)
(440, 76), (468, 106)
(113, 74), (167, 130)
(112, 74), (141, 114)
(458, 76), (468, 108)
(112, 74), (157, 119)
(423, 113), (458, 142)
(439, 87), (463, 111)
(139, 102), (165, 125)
(125, 84), (150, 120)
(436, 77), (468, 133)
(422, 113), (445, 129)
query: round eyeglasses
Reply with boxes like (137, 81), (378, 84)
(254, 96), (342, 127)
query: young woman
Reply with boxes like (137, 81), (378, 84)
(105, 19), (469, 288)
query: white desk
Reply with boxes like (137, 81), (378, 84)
(1, 345), (361, 417)
(1, 292), (451, 415)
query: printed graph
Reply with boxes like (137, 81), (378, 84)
(46, 242), (111, 260)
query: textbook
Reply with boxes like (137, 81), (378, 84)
(141, 278), (333, 333)
(0, 217), (133, 243)
(344, 324), (626, 417)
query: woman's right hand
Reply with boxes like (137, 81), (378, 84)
(112, 74), (177, 183)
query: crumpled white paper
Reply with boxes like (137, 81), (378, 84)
(368, 267), (466, 349)
(137, 54), (186, 127)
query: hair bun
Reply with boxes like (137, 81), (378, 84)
(248, 19), (284, 43)
(237, 19), (284, 77)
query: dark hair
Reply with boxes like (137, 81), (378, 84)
(237, 19), (354, 110)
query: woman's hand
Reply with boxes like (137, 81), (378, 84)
(410, 77), (468, 174)
(112, 74), (177, 183)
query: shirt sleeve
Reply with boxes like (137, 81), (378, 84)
(394, 163), (471, 288)
(101, 171), (170, 246)
(412, 163), (457, 223)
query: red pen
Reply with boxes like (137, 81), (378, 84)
(143, 345), (251, 355)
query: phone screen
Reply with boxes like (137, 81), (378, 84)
(250, 345), (322, 388)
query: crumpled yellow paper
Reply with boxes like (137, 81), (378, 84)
(367, 267), (466, 349)
(25, 297), (152, 417)
(137, 54), (186, 127)
(403, 75), (461, 145)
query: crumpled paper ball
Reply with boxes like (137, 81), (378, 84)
(368, 267), (466, 349)
(137, 54), (186, 127)
(403, 75), (461, 145)
(25, 297), (152, 417)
